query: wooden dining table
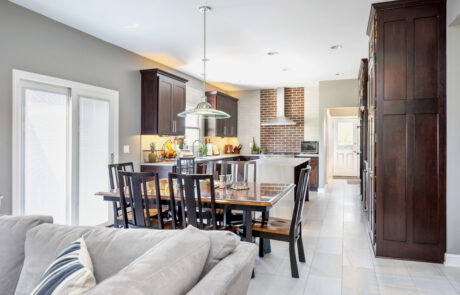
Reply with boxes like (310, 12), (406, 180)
(95, 179), (294, 250)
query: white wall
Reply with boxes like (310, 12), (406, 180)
(318, 79), (360, 188)
(448, 0), (460, 26)
(232, 90), (260, 154)
(446, 22), (460, 255)
(304, 86), (320, 141)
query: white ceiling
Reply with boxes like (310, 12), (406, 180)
(10, 0), (374, 91)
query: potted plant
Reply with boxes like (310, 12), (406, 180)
(148, 143), (157, 163)
(198, 145), (208, 157)
(251, 137), (260, 154)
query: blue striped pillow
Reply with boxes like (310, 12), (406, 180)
(31, 237), (96, 295)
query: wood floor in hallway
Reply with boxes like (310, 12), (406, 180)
(248, 180), (460, 295)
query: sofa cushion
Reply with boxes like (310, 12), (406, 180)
(14, 224), (240, 294)
(87, 226), (211, 295)
(31, 237), (96, 295)
(0, 215), (53, 295)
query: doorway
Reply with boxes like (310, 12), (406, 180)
(325, 107), (360, 181)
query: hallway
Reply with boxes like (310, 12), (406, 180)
(248, 180), (460, 295)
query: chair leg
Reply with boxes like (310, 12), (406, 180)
(259, 238), (265, 257)
(289, 240), (299, 278)
(297, 236), (306, 263)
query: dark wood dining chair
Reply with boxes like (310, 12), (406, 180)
(118, 171), (171, 229)
(108, 162), (134, 228)
(168, 173), (236, 232)
(252, 166), (311, 278)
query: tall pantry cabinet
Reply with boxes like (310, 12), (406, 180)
(367, 0), (446, 262)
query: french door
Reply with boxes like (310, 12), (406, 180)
(12, 70), (118, 225)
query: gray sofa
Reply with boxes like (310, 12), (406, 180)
(0, 215), (257, 295)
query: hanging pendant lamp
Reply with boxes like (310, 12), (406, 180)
(178, 6), (230, 119)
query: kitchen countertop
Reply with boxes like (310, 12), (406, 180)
(141, 154), (261, 166)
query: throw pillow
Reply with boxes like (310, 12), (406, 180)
(31, 237), (96, 295)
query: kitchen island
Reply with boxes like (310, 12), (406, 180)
(255, 157), (310, 220)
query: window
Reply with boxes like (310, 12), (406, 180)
(337, 122), (354, 146)
(12, 70), (119, 225)
(184, 103), (201, 148)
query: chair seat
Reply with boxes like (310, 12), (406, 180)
(252, 216), (291, 235)
(117, 207), (168, 221)
(204, 224), (239, 233)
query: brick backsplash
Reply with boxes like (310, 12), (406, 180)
(260, 88), (304, 152)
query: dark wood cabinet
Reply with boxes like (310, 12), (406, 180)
(204, 91), (238, 137)
(309, 157), (319, 191)
(367, 0), (446, 263)
(141, 69), (187, 135)
(359, 59), (369, 201)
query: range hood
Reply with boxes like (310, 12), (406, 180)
(261, 88), (296, 126)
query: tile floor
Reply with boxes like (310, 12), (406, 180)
(248, 180), (460, 295)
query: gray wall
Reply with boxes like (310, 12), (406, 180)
(318, 79), (360, 188)
(0, 1), (219, 214)
(446, 3), (460, 254)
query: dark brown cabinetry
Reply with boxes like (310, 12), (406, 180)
(367, 0), (446, 262)
(309, 157), (319, 191)
(204, 91), (238, 137)
(141, 69), (187, 135)
(359, 59), (369, 202)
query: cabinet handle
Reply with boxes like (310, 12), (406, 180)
(174, 120), (176, 133)
(224, 126), (226, 136)
(231, 127), (233, 136)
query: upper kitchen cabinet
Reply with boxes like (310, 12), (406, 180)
(140, 69), (188, 135)
(204, 91), (238, 137)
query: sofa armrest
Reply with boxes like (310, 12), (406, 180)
(187, 242), (257, 295)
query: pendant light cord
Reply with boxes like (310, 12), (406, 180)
(203, 7), (207, 99)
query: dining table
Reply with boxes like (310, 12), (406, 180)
(95, 179), (295, 253)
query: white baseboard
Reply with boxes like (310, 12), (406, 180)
(445, 253), (460, 267)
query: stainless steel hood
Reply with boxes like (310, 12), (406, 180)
(261, 88), (296, 126)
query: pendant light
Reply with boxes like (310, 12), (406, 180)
(178, 6), (230, 119)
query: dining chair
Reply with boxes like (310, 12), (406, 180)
(108, 162), (134, 228)
(252, 166), (311, 278)
(168, 173), (236, 232)
(117, 171), (171, 229)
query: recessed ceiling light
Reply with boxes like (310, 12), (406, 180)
(282, 68), (288, 72)
(267, 51), (279, 56)
(335, 72), (344, 76)
(330, 45), (343, 50)
(123, 23), (140, 29)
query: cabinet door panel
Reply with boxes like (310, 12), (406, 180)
(158, 76), (173, 135)
(216, 97), (226, 136)
(414, 17), (438, 99)
(413, 114), (439, 244)
(383, 20), (407, 100)
(172, 82), (186, 135)
(382, 115), (407, 242)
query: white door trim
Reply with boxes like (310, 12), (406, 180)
(332, 116), (360, 177)
(12, 69), (119, 222)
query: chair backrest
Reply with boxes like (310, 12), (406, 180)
(196, 161), (215, 175)
(118, 171), (164, 229)
(108, 162), (134, 190)
(176, 157), (196, 174)
(168, 173), (217, 230)
(290, 166), (311, 237)
(226, 160), (257, 183)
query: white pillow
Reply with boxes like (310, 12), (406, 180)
(31, 237), (96, 295)
(87, 226), (211, 295)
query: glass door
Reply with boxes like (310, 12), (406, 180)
(22, 82), (70, 224)
(14, 71), (119, 226)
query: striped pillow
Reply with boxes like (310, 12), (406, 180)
(31, 237), (96, 295)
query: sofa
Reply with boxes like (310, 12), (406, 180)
(0, 215), (257, 295)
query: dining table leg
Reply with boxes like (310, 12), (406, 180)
(244, 210), (253, 242)
(261, 211), (272, 254)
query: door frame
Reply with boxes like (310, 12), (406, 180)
(332, 116), (360, 177)
(12, 69), (119, 224)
